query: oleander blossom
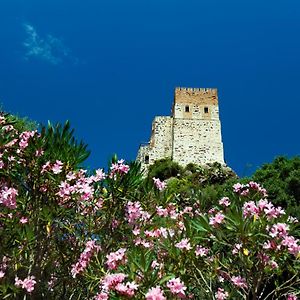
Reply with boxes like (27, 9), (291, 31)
(153, 177), (166, 191)
(101, 273), (127, 290)
(215, 288), (229, 300)
(15, 276), (36, 293)
(166, 277), (187, 297)
(71, 240), (100, 277)
(94, 292), (109, 300)
(18, 130), (36, 150)
(219, 197), (231, 207)
(126, 201), (150, 225)
(0, 183), (18, 209)
(110, 159), (130, 177)
(115, 281), (139, 297)
(195, 245), (209, 257)
(175, 238), (192, 250)
(209, 212), (225, 227)
(231, 276), (248, 289)
(287, 294), (298, 300)
(106, 248), (127, 270)
(145, 286), (166, 300)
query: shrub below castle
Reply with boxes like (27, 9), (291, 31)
(0, 114), (299, 299)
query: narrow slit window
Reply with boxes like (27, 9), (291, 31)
(145, 155), (149, 164)
(185, 105), (190, 112)
(204, 107), (209, 114)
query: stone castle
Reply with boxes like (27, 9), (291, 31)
(137, 87), (225, 170)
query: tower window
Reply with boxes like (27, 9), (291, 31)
(204, 107), (209, 113)
(185, 105), (190, 112)
(145, 155), (149, 164)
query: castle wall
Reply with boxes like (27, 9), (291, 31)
(137, 116), (173, 170)
(172, 119), (224, 165)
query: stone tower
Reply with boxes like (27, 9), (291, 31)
(137, 87), (225, 170)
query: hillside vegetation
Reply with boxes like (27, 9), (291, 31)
(0, 112), (299, 299)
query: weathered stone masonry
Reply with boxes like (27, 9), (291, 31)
(137, 87), (225, 170)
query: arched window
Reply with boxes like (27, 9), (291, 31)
(185, 105), (190, 112)
(204, 107), (209, 113)
(145, 155), (149, 164)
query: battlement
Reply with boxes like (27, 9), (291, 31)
(174, 87), (218, 105)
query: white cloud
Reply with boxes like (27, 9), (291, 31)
(23, 23), (75, 65)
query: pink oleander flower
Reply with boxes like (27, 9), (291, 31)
(106, 248), (127, 270)
(153, 177), (166, 191)
(94, 292), (109, 300)
(101, 273), (127, 290)
(19, 131), (36, 150)
(0, 184), (18, 209)
(126, 201), (144, 224)
(231, 276), (248, 289)
(219, 197), (231, 207)
(156, 206), (169, 217)
(287, 294), (298, 300)
(0, 270), (5, 278)
(52, 160), (63, 174)
(115, 281), (139, 297)
(209, 212), (225, 227)
(233, 183), (244, 193)
(281, 235), (300, 257)
(110, 159), (130, 177)
(269, 223), (289, 238)
(269, 260), (278, 269)
(243, 201), (259, 218)
(145, 286), (166, 300)
(195, 245), (209, 257)
(166, 277), (186, 297)
(232, 243), (243, 255)
(94, 169), (106, 181)
(175, 238), (192, 250)
(215, 288), (229, 300)
(15, 276), (36, 293)
(71, 240), (100, 277)
(20, 217), (28, 224)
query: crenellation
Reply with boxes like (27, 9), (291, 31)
(137, 87), (225, 171)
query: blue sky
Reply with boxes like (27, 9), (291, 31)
(1, 0), (300, 176)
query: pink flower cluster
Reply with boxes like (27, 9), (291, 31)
(106, 248), (127, 270)
(195, 245), (209, 257)
(231, 275), (248, 289)
(15, 275), (36, 293)
(99, 273), (138, 298)
(71, 240), (100, 277)
(145, 286), (166, 300)
(42, 160), (64, 174)
(233, 181), (267, 197)
(153, 177), (166, 191)
(265, 223), (300, 257)
(215, 288), (229, 300)
(209, 212), (225, 227)
(166, 277), (187, 298)
(156, 203), (178, 219)
(175, 238), (192, 251)
(19, 131), (36, 150)
(110, 159), (130, 177)
(219, 197), (231, 207)
(0, 182), (18, 209)
(243, 199), (285, 220)
(126, 201), (150, 225)
(57, 169), (105, 212)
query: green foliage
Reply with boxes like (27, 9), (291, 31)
(147, 158), (183, 181)
(252, 156), (300, 218)
(40, 120), (90, 168)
